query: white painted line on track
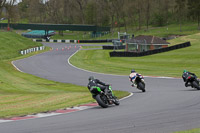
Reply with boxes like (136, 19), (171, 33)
(11, 61), (24, 73)
(119, 92), (133, 101)
(68, 50), (126, 77)
(33, 113), (62, 118)
(0, 120), (13, 123)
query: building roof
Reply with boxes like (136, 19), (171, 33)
(127, 35), (170, 45)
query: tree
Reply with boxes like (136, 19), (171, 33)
(108, 0), (126, 32)
(134, 0), (145, 30)
(18, 0), (31, 21)
(75, 0), (87, 24)
(188, 0), (200, 30)
(174, 0), (187, 32)
(145, 0), (151, 30)
(0, 0), (6, 17)
(4, 0), (17, 29)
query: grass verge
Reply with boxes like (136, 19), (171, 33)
(174, 128), (200, 133)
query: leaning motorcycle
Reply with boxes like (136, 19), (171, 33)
(132, 74), (146, 92)
(182, 73), (200, 90)
(90, 85), (120, 108)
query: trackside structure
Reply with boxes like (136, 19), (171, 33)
(0, 23), (110, 37)
(126, 35), (170, 52)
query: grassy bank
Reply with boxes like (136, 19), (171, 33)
(0, 31), (129, 118)
(70, 32), (200, 77)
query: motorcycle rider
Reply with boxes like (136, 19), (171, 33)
(182, 70), (199, 87)
(129, 69), (141, 87)
(87, 76), (112, 99)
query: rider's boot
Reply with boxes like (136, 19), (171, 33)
(131, 83), (137, 88)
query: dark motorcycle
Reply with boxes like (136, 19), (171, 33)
(90, 85), (120, 108)
(132, 74), (146, 92)
(182, 72), (200, 90)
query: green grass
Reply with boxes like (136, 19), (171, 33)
(70, 32), (200, 78)
(0, 32), (42, 60)
(174, 128), (200, 133)
(0, 31), (129, 118)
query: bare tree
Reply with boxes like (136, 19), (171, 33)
(188, 0), (200, 30)
(109, 0), (125, 32)
(106, 0), (116, 33)
(75, 0), (87, 24)
(136, 0), (144, 30)
(0, 0), (6, 17)
(4, 0), (17, 29)
(145, 0), (151, 30)
(25, 0), (45, 23)
(44, 0), (64, 24)
(175, 0), (187, 32)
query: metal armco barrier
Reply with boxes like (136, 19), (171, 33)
(110, 41), (191, 57)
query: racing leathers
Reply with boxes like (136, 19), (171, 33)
(129, 72), (140, 87)
(87, 79), (111, 98)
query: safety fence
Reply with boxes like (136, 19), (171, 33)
(32, 39), (123, 43)
(0, 23), (110, 32)
(20, 46), (45, 55)
(33, 39), (77, 43)
(109, 41), (191, 57)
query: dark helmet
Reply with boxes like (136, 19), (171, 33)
(88, 76), (94, 81)
(131, 69), (135, 73)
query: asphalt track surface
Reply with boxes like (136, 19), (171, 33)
(2, 43), (200, 133)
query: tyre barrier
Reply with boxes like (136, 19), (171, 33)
(110, 41), (191, 57)
(20, 46), (45, 55)
(78, 39), (112, 43)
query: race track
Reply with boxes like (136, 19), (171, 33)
(1, 43), (200, 133)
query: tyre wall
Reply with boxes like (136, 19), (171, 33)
(109, 41), (191, 57)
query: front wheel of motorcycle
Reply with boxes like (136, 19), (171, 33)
(112, 96), (120, 106)
(95, 94), (109, 108)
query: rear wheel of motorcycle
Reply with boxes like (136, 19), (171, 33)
(192, 81), (200, 90)
(138, 82), (146, 92)
(96, 94), (109, 108)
